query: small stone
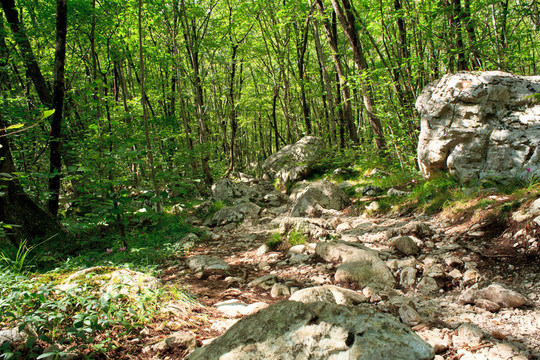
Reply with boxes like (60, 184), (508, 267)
(475, 298), (501, 312)
(448, 269), (463, 279)
(453, 323), (484, 348)
(288, 244), (306, 254)
(418, 276), (439, 294)
(462, 268), (481, 285)
(391, 236), (420, 256)
(365, 201), (380, 212)
(418, 329), (451, 354)
(399, 304), (422, 326)
(152, 331), (197, 352)
(270, 283), (290, 298)
(399, 267), (417, 288)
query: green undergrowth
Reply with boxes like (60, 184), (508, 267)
(0, 268), (196, 359)
(266, 230), (307, 250)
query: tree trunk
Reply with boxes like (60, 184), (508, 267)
(0, 117), (63, 247)
(330, 0), (387, 152)
(47, 0), (67, 216)
(314, 0), (359, 145)
(138, 0), (161, 211)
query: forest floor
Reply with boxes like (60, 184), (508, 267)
(116, 191), (540, 360)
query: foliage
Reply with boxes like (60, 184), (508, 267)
(287, 230), (306, 247)
(266, 233), (282, 249)
(0, 269), (195, 358)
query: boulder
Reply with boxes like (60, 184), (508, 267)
(335, 261), (395, 289)
(316, 241), (380, 263)
(186, 301), (435, 360)
(290, 180), (350, 217)
(289, 285), (367, 305)
(262, 136), (325, 188)
(416, 71), (540, 183)
(210, 202), (261, 226)
(105, 269), (162, 295)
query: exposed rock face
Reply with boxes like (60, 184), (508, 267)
(289, 180), (350, 217)
(262, 136), (325, 188)
(416, 71), (540, 183)
(289, 285), (367, 305)
(186, 301), (434, 360)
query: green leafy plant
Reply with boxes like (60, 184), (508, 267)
(0, 239), (35, 275)
(287, 230), (306, 246)
(266, 233), (282, 249)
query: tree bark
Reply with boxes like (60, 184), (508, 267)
(47, 0), (67, 216)
(330, 0), (387, 152)
(0, 0), (52, 106)
(314, 0), (359, 145)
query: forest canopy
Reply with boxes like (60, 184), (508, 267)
(0, 0), (539, 244)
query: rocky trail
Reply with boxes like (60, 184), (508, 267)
(140, 170), (540, 360)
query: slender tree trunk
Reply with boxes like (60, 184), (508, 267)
(0, 0), (52, 106)
(47, 0), (67, 216)
(138, 0), (161, 211)
(330, 0), (386, 152)
(314, 0), (358, 145)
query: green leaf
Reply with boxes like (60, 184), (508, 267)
(37, 352), (58, 359)
(6, 123), (24, 130)
(41, 109), (55, 120)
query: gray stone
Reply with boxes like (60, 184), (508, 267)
(399, 304), (422, 326)
(248, 274), (280, 289)
(0, 327), (29, 346)
(416, 71), (540, 183)
(187, 255), (230, 272)
(453, 323), (484, 348)
(391, 236), (421, 256)
(289, 180), (350, 217)
(153, 331), (197, 353)
(271, 283), (291, 298)
(362, 185), (384, 196)
(289, 285), (367, 305)
(186, 301), (435, 360)
(210, 202), (261, 226)
(215, 299), (268, 317)
(459, 283), (530, 308)
(335, 261), (395, 289)
(388, 188), (411, 197)
(400, 267), (418, 289)
(262, 136), (325, 188)
(418, 277), (439, 294)
(106, 269), (162, 296)
(316, 240), (380, 264)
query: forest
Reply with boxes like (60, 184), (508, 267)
(0, 0), (539, 359)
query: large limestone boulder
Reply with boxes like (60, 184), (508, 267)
(290, 180), (350, 217)
(262, 136), (325, 188)
(186, 301), (434, 360)
(416, 71), (540, 183)
(289, 285), (367, 305)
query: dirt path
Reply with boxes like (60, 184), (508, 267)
(148, 202), (540, 360)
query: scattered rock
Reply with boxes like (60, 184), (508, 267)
(270, 283), (290, 298)
(459, 283), (530, 309)
(418, 329), (451, 354)
(187, 255), (230, 272)
(453, 323), (484, 348)
(289, 285), (367, 305)
(417, 277), (439, 294)
(400, 267), (418, 289)
(365, 202), (380, 212)
(335, 260), (395, 289)
(316, 241), (380, 264)
(214, 299), (268, 317)
(391, 236), (421, 256)
(106, 269), (162, 296)
(289, 180), (350, 217)
(361, 185), (383, 196)
(152, 331), (197, 353)
(186, 301), (435, 360)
